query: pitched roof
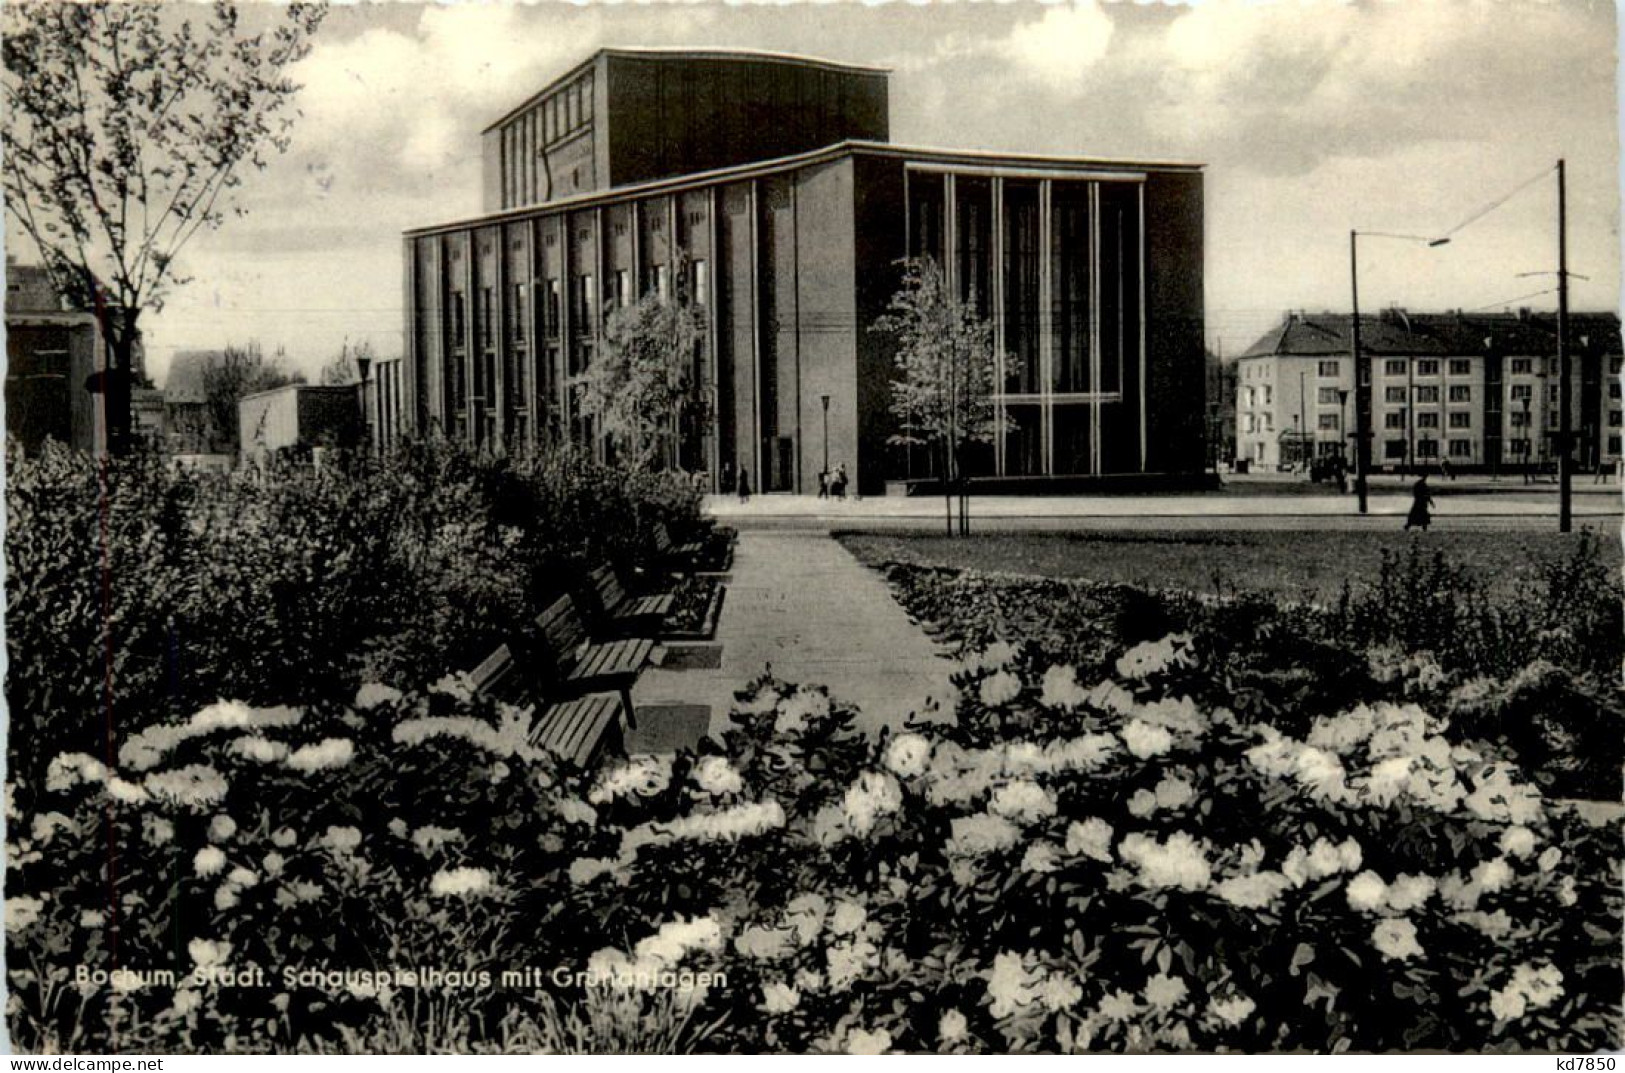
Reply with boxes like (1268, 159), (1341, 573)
(163, 350), (224, 404)
(1241, 310), (1622, 360)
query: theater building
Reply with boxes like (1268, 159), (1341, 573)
(400, 48), (1207, 494)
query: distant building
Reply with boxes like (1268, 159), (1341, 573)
(1236, 309), (1622, 473)
(4, 260), (144, 455)
(163, 349), (223, 454)
(397, 48), (1208, 494)
(238, 383), (364, 465)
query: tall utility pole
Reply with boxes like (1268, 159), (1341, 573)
(1350, 231), (1370, 514)
(1557, 158), (1572, 533)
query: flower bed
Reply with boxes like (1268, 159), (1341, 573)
(662, 575), (726, 640)
(10, 636), (1619, 1052)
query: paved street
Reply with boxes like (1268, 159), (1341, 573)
(631, 529), (958, 750)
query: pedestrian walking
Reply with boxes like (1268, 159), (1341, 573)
(817, 469), (829, 498)
(832, 463), (848, 499)
(1402, 474), (1435, 532)
(737, 466), (752, 504)
(1440, 457), (1455, 481)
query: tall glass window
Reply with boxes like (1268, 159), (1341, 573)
(1097, 182), (1139, 396)
(908, 172), (945, 265)
(1050, 181), (1090, 393)
(1002, 181), (1041, 395)
(954, 177), (992, 317)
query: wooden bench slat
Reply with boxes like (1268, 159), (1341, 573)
(531, 692), (623, 766)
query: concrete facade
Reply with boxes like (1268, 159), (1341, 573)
(1236, 310), (1622, 473)
(403, 49), (1208, 495)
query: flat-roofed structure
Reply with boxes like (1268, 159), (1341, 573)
(401, 48), (1207, 494)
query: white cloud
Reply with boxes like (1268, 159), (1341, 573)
(1001, 3), (1115, 89)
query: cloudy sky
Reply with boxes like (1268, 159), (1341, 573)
(57, 0), (1623, 384)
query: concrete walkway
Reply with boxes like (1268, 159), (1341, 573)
(630, 530), (958, 749)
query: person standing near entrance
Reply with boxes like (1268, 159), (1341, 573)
(737, 466), (752, 504)
(1403, 474), (1435, 531)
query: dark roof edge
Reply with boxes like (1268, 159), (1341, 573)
(404, 140), (1205, 238)
(481, 47), (892, 134)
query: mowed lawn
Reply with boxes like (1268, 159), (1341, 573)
(837, 527), (1624, 604)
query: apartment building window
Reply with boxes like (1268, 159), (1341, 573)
(1548, 383), (1560, 402)
(1384, 411), (1406, 429)
(1547, 356), (1560, 375)
(613, 269), (632, 310)
(1244, 414), (1256, 434)
(1417, 412), (1439, 429)
(1610, 382), (1622, 400)
(1262, 413), (1274, 432)
(544, 279), (561, 338)
(570, 274), (595, 334)
(1417, 360), (1439, 376)
(1610, 436), (1622, 454)
(1612, 356), (1623, 374)
(1384, 440), (1406, 459)
(1449, 412), (1471, 429)
(1318, 413), (1339, 431)
(449, 293), (467, 349)
(1416, 386), (1439, 404)
(1384, 387), (1406, 403)
(510, 284), (527, 344)
(1318, 360), (1340, 377)
(1510, 411), (1530, 428)
(1243, 387), (1255, 407)
(1318, 387), (1340, 405)
(652, 264), (671, 302)
(1449, 359), (1471, 376)
(1611, 410), (1623, 428)
(1449, 385), (1471, 402)
(1510, 384), (1532, 401)
(1511, 358), (1533, 375)
(1417, 439), (1438, 459)
(1449, 439), (1472, 458)
(1384, 359), (1406, 376)
(1263, 385), (1273, 405)
(478, 287), (495, 350)
(1548, 411), (1560, 429)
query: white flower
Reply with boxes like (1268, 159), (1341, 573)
(188, 938), (232, 969)
(939, 1008), (969, 1044)
(985, 950), (1043, 1018)
(429, 672), (475, 702)
(429, 867), (496, 898)
(826, 937), (880, 992)
(1155, 776), (1195, 810)
(759, 981), (800, 1014)
(208, 815), (237, 843)
(170, 989), (202, 1017)
(1098, 989), (1141, 1022)
(883, 733), (933, 778)
(845, 1028), (892, 1055)
(842, 771), (903, 835)
(214, 885), (240, 911)
(1206, 994), (1256, 1028)
(1128, 789), (1158, 818)
(106, 778), (151, 805)
(1121, 720), (1173, 760)
(691, 756), (744, 797)
(1039, 972), (1083, 1012)
(1345, 871), (1390, 913)
(1489, 963), (1564, 1023)
(1115, 634), (1193, 679)
(143, 815), (174, 847)
(556, 798), (598, 826)
(1144, 973), (1188, 1010)
(988, 779), (1056, 825)
(946, 813), (1021, 858)
(589, 755), (672, 804)
(1489, 986), (1528, 1023)
(1022, 843), (1061, 874)
(262, 852), (285, 878)
(354, 682), (403, 710)
(1537, 846), (1563, 873)
(1558, 875), (1577, 906)
(1119, 831), (1211, 891)
(1455, 909), (1513, 941)
(829, 900), (868, 936)
(193, 847), (228, 878)
(144, 764), (229, 808)
(6, 897), (45, 932)
(1370, 918), (1423, 961)
(321, 826), (362, 854)
(1065, 818), (1115, 863)
(568, 858), (621, 887)
(1214, 871), (1290, 909)
(285, 738), (355, 773)
(1471, 857), (1514, 894)
(1499, 826), (1537, 858)
(271, 826), (297, 848)
(1385, 874), (1436, 913)
(772, 689), (830, 736)
(1039, 664), (1088, 710)
(735, 925), (795, 960)
(979, 670), (1023, 708)
(784, 893), (829, 945)
(79, 910), (106, 928)
(229, 736), (288, 763)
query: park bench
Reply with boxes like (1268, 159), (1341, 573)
(650, 521), (707, 572)
(532, 595), (653, 719)
(586, 563), (672, 636)
(466, 642), (627, 768)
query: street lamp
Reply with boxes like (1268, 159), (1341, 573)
(1349, 230), (1450, 514)
(1338, 387), (1351, 468)
(820, 393), (831, 495)
(1522, 394), (1533, 483)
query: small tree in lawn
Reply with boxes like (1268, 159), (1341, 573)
(872, 257), (1002, 535)
(2, 1), (327, 454)
(577, 283), (707, 471)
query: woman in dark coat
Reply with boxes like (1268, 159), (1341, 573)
(737, 467), (752, 504)
(1403, 475), (1435, 531)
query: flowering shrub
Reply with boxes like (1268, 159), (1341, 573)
(14, 636), (1616, 1052)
